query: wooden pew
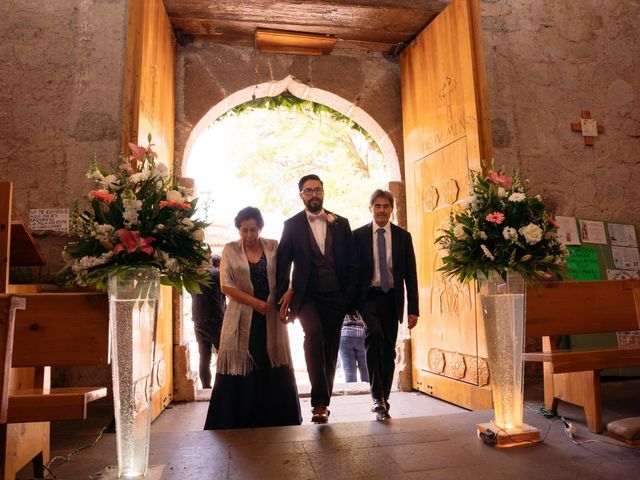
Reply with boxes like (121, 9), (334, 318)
(0, 292), (110, 479)
(1, 181), (110, 479)
(524, 280), (640, 433)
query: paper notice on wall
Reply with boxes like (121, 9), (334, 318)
(28, 209), (70, 232)
(556, 216), (581, 245)
(607, 269), (640, 280)
(612, 246), (640, 270)
(608, 223), (638, 247)
(578, 219), (607, 244)
(566, 246), (601, 280)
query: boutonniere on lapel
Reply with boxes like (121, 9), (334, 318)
(326, 213), (337, 226)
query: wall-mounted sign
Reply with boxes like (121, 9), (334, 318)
(29, 208), (70, 232)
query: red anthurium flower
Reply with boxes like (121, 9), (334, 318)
(487, 171), (513, 189)
(114, 229), (156, 255)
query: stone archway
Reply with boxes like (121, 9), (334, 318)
(181, 75), (401, 183)
(173, 77), (408, 401)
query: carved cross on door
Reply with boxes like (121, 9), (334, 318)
(571, 110), (604, 146)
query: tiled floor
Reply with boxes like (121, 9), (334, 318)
(19, 379), (640, 479)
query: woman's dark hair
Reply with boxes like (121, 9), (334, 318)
(298, 174), (323, 192)
(234, 206), (264, 229)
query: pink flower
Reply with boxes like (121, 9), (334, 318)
(547, 215), (560, 229)
(486, 212), (505, 224)
(487, 171), (512, 189)
(89, 190), (117, 203)
(159, 200), (192, 210)
(128, 142), (158, 162)
(113, 229), (156, 255)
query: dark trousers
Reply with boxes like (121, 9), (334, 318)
(298, 291), (347, 407)
(361, 289), (398, 403)
(196, 339), (214, 389)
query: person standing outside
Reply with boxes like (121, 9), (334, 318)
(353, 189), (419, 420)
(277, 174), (358, 424)
(339, 313), (369, 383)
(190, 253), (226, 389)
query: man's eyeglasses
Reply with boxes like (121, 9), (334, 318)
(301, 187), (324, 196)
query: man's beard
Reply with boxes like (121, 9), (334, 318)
(304, 197), (323, 213)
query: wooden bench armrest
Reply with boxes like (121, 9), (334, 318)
(524, 346), (640, 373)
(7, 387), (108, 423)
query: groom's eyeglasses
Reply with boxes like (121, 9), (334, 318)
(301, 187), (324, 196)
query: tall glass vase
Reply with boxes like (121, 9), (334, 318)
(108, 267), (160, 478)
(478, 269), (526, 431)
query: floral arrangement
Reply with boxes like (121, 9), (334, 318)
(436, 166), (567, 285)
(60, 135), (211, 293)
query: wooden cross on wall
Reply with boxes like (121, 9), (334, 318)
(571, 110), (605, 146)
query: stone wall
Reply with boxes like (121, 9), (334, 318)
(174, 41), (404, 217)
(482, 0), (640, 226)
(0, 0), (127, 280)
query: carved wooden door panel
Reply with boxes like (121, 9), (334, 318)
(121, 0), (176, 420)
(400, 0), (494, 409)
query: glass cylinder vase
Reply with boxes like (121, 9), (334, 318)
(478, 269), (526, 431)
(108, 267), (160, 478)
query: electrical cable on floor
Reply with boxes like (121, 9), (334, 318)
(528, 405), (640, 454)
(34, 425), (110, 480)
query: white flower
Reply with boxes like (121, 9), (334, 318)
(498, 187), (507, 198)
(502, 226), (518, 241)
(479, 231), (488, 240)
(87, 169), (104, 182)
(193, 229), (205, 241)
(166, 190), (184, 203)
(130, 168), (151, 184)
(453, 224), (467, 240)
(92, 223), (115, 241)
(508, 192), (526, 202)
(459, 195), (477, 209)
(535, 194), (542, 201)
(519, 223), (543, 245)
(122, 194), (142, 228)
(100, 174), (118, 189)
(480, 244), (495, 261)
(181, 218), (194, 229)
(155, 163), (171, 180)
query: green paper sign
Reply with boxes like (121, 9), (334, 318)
(566, 246), (601, 280)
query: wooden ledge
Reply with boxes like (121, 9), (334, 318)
(524, 346), (640, 373)
(7, 387), (108, 423)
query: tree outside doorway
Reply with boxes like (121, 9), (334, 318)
(183, 92), (390, 389)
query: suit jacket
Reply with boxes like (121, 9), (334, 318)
(276, 210), (358, 316)
(353, 222), (419, 322)
(191, 266), (226, 349)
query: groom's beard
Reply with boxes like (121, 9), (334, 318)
(304, 196), (323, 213)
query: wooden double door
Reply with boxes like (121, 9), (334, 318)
(401, 0), (494, 410)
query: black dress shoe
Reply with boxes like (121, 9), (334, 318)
(376, 411), (392, 421)
(311, 405), (330, 424)
(371, 399), (387, 413)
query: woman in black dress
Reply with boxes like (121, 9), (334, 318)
(204, 207), (301, 429)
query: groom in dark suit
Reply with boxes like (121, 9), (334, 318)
(353, 189), (419, 420)
(277, 174), (358, 423)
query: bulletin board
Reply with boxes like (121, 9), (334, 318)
(558, 217), (640, 281)
(557, 216), (640, 376)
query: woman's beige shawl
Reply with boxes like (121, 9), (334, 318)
(216, 237), (293, 375)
